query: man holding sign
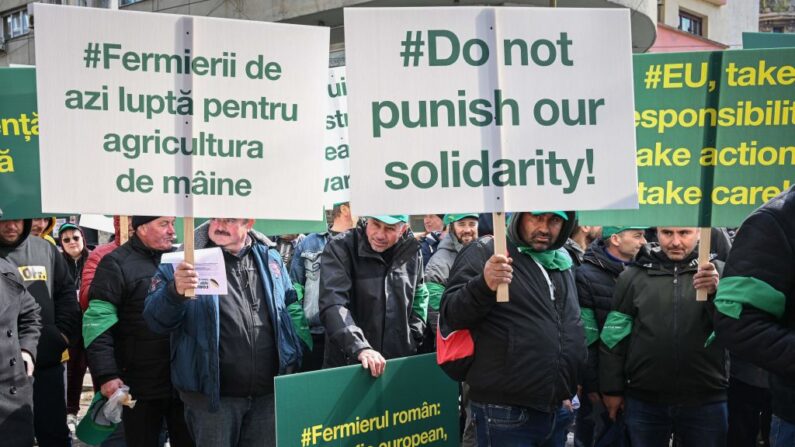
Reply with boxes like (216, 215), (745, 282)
(439, 211), (584, 446)
(599, 227), (724, 447)
(144, 218), (303, 447)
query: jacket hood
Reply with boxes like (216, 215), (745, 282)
(583, 239), (624, 276)
(42, 217), (57, 237)
(194, 220), (274, 251)
(0, 218), (32, 249)
(506, 211), (576, 252)
(635, 243), (700, 272)
(438, 230), (463, 254)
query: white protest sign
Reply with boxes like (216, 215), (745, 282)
(345, 7), (638, 215)
(162, 247), (227, 295)
(323, 67), (351, 207)
(34, 4), (329, 220)
(78, 214), (114, 233)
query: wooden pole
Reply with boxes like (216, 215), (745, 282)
(183, 217), (195, 298)
(696, 227), (712, 301)
(492, 212), (509, 302)
(119, 216), (129, 244)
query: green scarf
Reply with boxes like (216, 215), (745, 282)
(515, 245), (573, 271)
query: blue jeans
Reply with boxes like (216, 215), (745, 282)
(624, 397), (727, 447)
(770, 415), (795, 447)
(181, 392), (274, 447)
(542, 406), (576, 447)
(471, 401), (556, 447)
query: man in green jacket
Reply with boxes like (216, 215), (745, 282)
(599, 227), (724, 447)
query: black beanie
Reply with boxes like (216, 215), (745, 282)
(132, 216), (159, 229)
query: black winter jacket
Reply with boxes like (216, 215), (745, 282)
(576, 239), (626, 392)
(319, 223), (426, 367)
(600, 246), (727, 405)
(86, 235), (174, 400)
(440, 211), (586, 412)
(0, 219), (80, 369)
(714, 186), (795, 423)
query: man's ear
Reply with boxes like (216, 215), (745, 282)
(245, 219), (256, 230)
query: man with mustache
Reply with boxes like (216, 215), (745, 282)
(439, 211), (586, 446)
(319, 215), (428, 377)
(143, 218), (303, 446)
(84, 216), (193, 447)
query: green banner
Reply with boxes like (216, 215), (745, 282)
(580, 48), (795, 227)
(743, 32), (795, 50)
(275, 354), (459, 447)
(0, 68), (47, 219)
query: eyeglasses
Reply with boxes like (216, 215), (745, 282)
(62, 236), (81, 243)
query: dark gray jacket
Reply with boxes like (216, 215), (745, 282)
(319, 223), (426, 367)
(0, 257), (41, 447)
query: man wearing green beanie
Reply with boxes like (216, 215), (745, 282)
(440, 211), (586, 445)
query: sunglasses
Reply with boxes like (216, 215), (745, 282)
(62, 236), (81, 243)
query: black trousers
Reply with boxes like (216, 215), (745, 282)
(33, 364), (70, 447)
(300, 333), (326, 372)
(121, 395), (195, 447)
(728, 377), (772, 447)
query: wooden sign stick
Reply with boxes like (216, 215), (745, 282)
(696, 227), (712, 302)
(119, 216), (129, 244)
(492, 212), (509, 302)
(183, 217), (196, 298)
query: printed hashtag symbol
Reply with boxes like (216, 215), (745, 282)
(301, 427), (311, 447)
(400, 31), (425, 67)
(83, 43), (101, 69)
(645, 64), (662, 89)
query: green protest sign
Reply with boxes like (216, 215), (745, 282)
(275, 354), (458, 447)
(580, 48), (795, 227)
(0, 68), (46, 219)
(743, 32), (795, 49)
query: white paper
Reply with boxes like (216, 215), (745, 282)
(162, 247), (227, 295)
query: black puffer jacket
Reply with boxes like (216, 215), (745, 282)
(576, 239), (626, 392)
(714, 185), (795, 423)
(600, 245), (727, 405)
(86, 234), (174, 400)
(319, 223), (425, 367)
(440, 211), (585, 412)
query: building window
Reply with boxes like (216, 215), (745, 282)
(2, 8), (30, 41)
(679, 10), (703, 36)
(120, 0), (144, 6)
(773, 26), (784, 33)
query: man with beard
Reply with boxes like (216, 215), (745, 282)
(424, 214), (479, 340)
(0, 218), (80, 446)
(320, 215), (428, 377)
(84, 216), (193, 447)
(440, 211), (586, 446)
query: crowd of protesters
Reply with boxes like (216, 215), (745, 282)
(0, 185), (793, 447)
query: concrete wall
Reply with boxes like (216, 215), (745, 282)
(663, 0), (759, 48)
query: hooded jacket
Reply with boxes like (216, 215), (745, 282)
(440, 211), (586, 412)
(0, 219), (80, 369)
(600, 245), (727, 405)
(319, 221), (428, 367)
(714, 185), (795, 422)
(143, 222), (303, 411)
(84, 233), (174, 400)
